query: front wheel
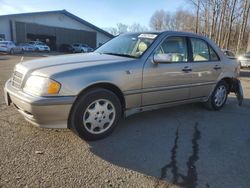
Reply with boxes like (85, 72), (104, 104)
(204, 80), (229, 110)
(69, 88), (122, 141)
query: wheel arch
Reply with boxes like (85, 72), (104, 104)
(68, 82), (126, 128)
(221, 77), (234, 93)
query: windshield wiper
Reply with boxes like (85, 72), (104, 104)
(102, 52), (137, 58)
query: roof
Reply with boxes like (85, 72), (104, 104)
(0, 10), (114, 38)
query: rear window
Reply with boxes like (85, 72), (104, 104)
(209, 46), (219, 61)
(191, 38), (209, 62)
(190, 38), (220, 62)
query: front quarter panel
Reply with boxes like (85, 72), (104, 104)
(52, 60), (144, 109)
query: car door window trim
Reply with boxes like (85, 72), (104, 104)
(151, 35), (191, 64)
(189, 37), (221, 63)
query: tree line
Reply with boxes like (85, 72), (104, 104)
(104, 0), (250, 55)
(150, 0), (250, 54)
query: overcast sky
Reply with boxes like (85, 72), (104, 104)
(0, 0), (189, 28)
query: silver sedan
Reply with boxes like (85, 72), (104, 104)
(4, 31), (243, 140)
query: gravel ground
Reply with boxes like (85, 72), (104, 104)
(0, 54), (250, 188)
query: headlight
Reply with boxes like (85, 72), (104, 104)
(23, 76), (61, 96)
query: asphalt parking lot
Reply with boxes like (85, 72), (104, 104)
(0, 54), (250, 188)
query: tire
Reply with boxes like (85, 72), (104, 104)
(9, 49), (14, 55)
(204, 80), (229, 110)
(69, 88), (122, 141)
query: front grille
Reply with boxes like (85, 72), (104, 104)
(12, 71), (23, 89)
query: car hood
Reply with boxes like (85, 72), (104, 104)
(15, 52), (133, 76)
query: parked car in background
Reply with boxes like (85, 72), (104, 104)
(0, 41), (23, 54)
(28, 41), (50, 52)
(222, 49), (236, 59)
(71, 43), (93, 53)
(4, 31), (243, 141)
(238, 51), (250, 68)
(0, 38), (5, 41)
(18, 43), (36, 52)
(59, 44), (73, 53)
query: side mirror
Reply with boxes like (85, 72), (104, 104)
(153, 53), (173, 64)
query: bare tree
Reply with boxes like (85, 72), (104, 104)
(217, 0), (228, 46)
(116, 23), (129, 34)
(104, 23), (148, 36)
(150, 10), (168, 31)
(104, 27), (119, 36)
(225, 0), (237, 49)
(188, 0), (202, 33)
(129, 23), (148, 32)
(247, 31), (250, 52)
(237, 0), (250, 54)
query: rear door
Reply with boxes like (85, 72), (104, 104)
(189, 37), (222, 98)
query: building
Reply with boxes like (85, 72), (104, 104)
(0, 10), (113, 50)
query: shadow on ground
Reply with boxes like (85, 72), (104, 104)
(89, 97), (250, 188)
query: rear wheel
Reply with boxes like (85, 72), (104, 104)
(205, 80), (229, 110)
(69, 88), (122, 141)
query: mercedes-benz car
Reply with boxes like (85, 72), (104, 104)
(4, 31), (243, 140)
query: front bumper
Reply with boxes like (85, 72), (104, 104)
(4, 79), (76, 128)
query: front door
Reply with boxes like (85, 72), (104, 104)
(142, 36), (193, 106)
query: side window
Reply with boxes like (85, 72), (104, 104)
(155, 37), (188, 62)
(209, 46), (220, 61)
(190, 38), (209, 62)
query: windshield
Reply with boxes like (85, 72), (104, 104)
(95, 33), (158, 58)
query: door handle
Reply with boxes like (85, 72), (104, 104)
(214, 65), (221, 70)
(182, 67), (192, 73)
